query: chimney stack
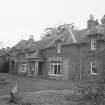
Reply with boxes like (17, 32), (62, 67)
(101, 15), (105, 25)
(87, 14), (98, 29)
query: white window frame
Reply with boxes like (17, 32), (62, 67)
(90, 61), (97, 75)
(57, 43), (61, 53)
(49, 61), (61, 76)
(91, 37), (96, 50)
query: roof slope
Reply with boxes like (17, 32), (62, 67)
(14, 40), (28, 50)
(44, 29), (77, 48)
(0, 49), (7, 56)
(28, 35), (58, 50)
(27, 49), (45, 60)
(13, 24), (105, 52)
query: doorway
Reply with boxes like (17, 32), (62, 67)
(38, 62), (43, 76)
(0, 60), (9, 73)
(11, 60), (16, 73)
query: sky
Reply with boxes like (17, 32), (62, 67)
(0, 0), (105, 48)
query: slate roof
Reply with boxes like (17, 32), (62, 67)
(13, 25), (105, 52)
(27, 49), (45, 60)
(43, 29), (77, 48)
(0, 49), (7, 56)
(1, 22), (105, 59)
(13, 37), (35, 51)
(86, 26), (105, 36)
(28, 35), (58, 51)
(73, 25), (105, 43)
(14, 40), (28, 50)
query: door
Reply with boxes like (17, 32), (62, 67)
(38, 62), (43, 76)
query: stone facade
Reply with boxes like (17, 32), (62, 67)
(1, 15), (105, 81)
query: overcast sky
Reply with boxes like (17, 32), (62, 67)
(0, 0), (105, 48)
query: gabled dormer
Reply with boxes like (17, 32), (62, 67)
(55, 38), (62, 54)
(87, 15), (104, 51)
(11, 47), (16, 56)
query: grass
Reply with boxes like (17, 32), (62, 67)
(22, 90), (78, 105)
(0, 73), (78, 96)
(0, 73), (79, 105)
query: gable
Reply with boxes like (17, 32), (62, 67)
(27, 50), (45, 60)
(44, 29), (77, 48)
(11, 23), (105, 53)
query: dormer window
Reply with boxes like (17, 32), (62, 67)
(56, 39), (62, 54)
(91, 37), (96, 50)
(57, 43), (61, 53)
(21, 62), (27, 73)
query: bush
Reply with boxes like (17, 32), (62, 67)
(76, 82), (105, 105)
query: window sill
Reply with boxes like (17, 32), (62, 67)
(91, 48), (97, 51)
(90, 73), (97, 75)
(49, 74), (61, 77)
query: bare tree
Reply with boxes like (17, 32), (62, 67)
(40, 23), (78, 40)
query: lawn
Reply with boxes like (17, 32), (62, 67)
(0, 73), (77, 96)
(0, 73), (79, 105)
(0, 74), (104, 105)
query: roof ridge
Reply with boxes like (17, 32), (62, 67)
(65, 25), (76, 43)
(45, 34), (63, 48)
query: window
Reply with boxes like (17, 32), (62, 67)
(57, 43), (61, 53)
(90, 60), (97, 75)
(49, 60), (62, 76)
(56, 39), (62, 54)
(21, 62), (27, 72)
(91, 37), (96, 50)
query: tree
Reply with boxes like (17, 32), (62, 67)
(41, 23), (78, 40)
(41, 27), (57, 40)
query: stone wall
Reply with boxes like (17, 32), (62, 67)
(42, 44), (81, 81)
(81, 41), (105, 82)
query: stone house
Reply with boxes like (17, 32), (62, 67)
(1, 15), (105, 81)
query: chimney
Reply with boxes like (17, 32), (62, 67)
(30, 35), (33, 40)
(87, 14), (97, 29)
(101, 15), (105, 25)
(6, 47), (10, 52)
(29, 34), (34, 42)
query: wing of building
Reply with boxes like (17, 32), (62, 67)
(1, 15), (105, 82)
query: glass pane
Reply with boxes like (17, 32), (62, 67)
(54, 65), (57, 74)
(51, 61), (54, 63)
(92, 67), (97, 73)
(58, 65), (61, 74)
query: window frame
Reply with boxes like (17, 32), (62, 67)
(49, 60), (62, 76)
(90, 60), (97, 75)
(57, 43), (61, 53)
(21, 62), (27, 72)
(91, 37), (96, 50)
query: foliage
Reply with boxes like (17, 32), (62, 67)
(77, 81), (105, 105)
(41, 23), (78, 40)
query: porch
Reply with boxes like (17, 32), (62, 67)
(27, 60), (44, 77)
(26, 49), (45, 77)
